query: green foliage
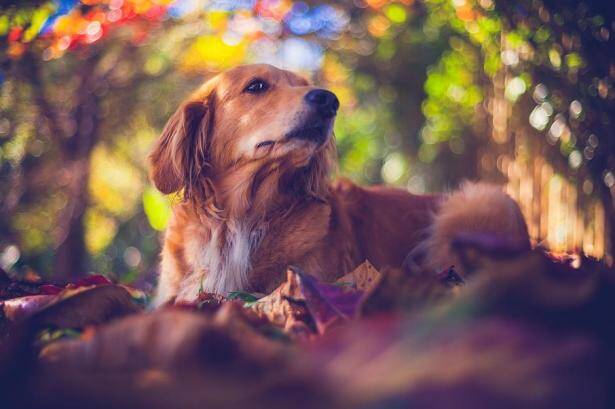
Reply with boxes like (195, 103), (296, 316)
(422, 37), (483, 158)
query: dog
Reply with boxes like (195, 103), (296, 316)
(149, 64), (530, 306)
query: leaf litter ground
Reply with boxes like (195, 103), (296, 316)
(1, 234), (614, 409)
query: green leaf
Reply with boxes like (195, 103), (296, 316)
(227, 291), (261, 303)
(142, 186), (171, 231)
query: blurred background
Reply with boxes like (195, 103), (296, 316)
(0, 0), (613, 288)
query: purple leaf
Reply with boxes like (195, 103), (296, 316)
(289, 266), (364, 334)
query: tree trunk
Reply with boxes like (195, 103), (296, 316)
(52, 54), (101, 279)
(53, 159), (91, 278)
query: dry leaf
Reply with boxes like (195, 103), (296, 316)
(1, 274), (144, 326)
(32, 285), (141, 328)
(41, 307), (287, 372)
(250, 269), (314, 337)
(335, 260), (382, 292)
(2, 294), (58, 321)
(250, 266), (363, 336)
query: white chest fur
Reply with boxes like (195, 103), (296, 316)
(176, 222), (264, 301)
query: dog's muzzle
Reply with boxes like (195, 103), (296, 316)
(285, 89), (339, 145)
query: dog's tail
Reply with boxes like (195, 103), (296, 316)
(424, 182), (530, 275)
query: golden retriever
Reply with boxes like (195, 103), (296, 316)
(149, 64), (529, 306)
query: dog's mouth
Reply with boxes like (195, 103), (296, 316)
(285, 117), (333, 145)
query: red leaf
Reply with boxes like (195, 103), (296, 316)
(39, 284), (63, 295)
(71, 275), (113, 288)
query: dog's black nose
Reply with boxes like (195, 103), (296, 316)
(304, 89), (339, 118)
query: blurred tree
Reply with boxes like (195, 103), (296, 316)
(0, 1), (195, 278)
(495, 0), (615, 254)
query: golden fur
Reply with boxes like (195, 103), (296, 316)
(149, 64), (530, 306)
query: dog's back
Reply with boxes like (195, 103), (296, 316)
(332, 180), (529, 275)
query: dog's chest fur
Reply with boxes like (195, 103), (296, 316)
(175, 201), (339, 301)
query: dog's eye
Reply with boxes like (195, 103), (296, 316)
(255, 140), (275, 149)
(244, 79), (269, 94)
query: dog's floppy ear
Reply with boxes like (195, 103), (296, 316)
(149, 94), (214, 201)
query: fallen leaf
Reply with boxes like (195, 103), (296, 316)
(39, 284), (63, 295)
(0, 268), (45, 301)
(295, 268), (364, 334)
(227, 291), (263, 307)
(251, 267), (364, 335)
(33, 285), (142, 329)
(69, 274), (113, 288)
(1, 272), (145, 325)
(3, 284), (141, 332)
(335, 260), (382, 292)
(40, 308), (288, 372)
(2, 295), (58, 321)
(249, 270), (314, 337)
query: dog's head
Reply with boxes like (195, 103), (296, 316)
(149, 64), (338, 213)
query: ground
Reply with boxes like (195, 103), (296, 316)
(1, 233), (614, 409)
